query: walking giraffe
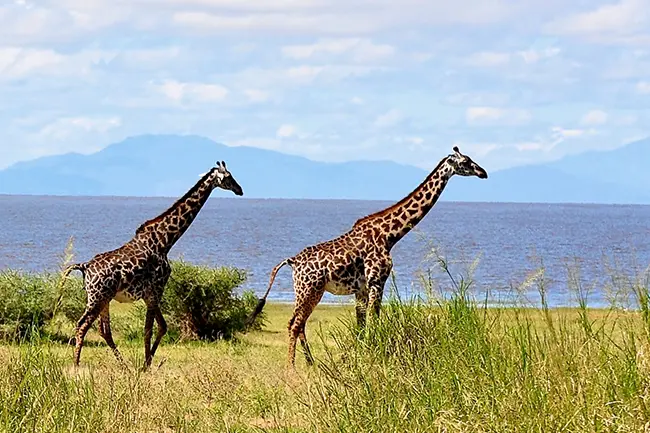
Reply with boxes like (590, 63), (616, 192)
(247, 146), (488, 366)
(60, 161), (243, 369)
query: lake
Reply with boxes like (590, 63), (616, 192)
(1, 195), (649, 308)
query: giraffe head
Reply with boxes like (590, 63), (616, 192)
(446, 146), (488, 179)
(214, 161), (244, 196)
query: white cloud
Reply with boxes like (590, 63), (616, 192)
(0, 47), (115, 80)
(169, 1), (525, 36)
(452, 142), (502, 157)
(580, 109), (608, 126)
(637, 81), (650, 94)
(282, 38), (395, 63)
(445, 92), (510, 106)
(517, 47), (560, 64)
(282, 64), (378, 84)
(466, 106), (531, 125)
(38, 116), (121, 140)
(2, 0), (650, 174)
(513, 126), (597, 153)
(515, 142), (545, 151)
(155, 80), (229, 103)
(276, 124), (296, 138)
(546, 126), (598, 151)
(551, 126), (592, 139)
(373, 109), (402, 128)
(465, 51), (511, 67)
(244, 89), (270, 102)
(286, 65), (324, 82)
(465, 47), (560, 67)
(466, 106), (503, 121)
(544, 0), (650, 44)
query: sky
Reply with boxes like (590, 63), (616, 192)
(1, 0), (650, 172)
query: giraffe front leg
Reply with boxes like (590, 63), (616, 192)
(149, 307), (167, 361)
(98, 305), (125, 365)
(354, 291), (369, 328)
(368, 285), (385, 317)
(364, 255), (392, 322)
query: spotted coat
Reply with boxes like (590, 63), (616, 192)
(60, 161), (243, 369)
(248, 146), (488, 366)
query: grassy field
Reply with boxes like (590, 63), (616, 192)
(0, 297), (650, 432)
(2, 293), (650, 433)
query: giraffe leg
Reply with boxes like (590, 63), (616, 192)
(298, 323), (314, 366)
(98, 304), (124, 364)
(368, 287), (384, 317)
(288, 287), (323, 367)
(149, 306), (167, 361)
(73, 304), (102, 366)
(354, 292), (369, 328)
(143, 307), (155, 369)
(364, 256), (392, 323)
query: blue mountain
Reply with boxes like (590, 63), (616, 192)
(0, 135), (426, 200)
(0, 134), (648, 204)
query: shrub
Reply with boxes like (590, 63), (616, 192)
(0, 270), (50, 341)
(161, 260), (264, 341)
(0, 269), (86, 341)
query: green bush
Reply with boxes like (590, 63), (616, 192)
(0, 258), (263, 343)
(161, 260), (264, 341)
(0, 270), (86, 341)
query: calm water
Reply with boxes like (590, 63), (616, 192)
(1, 195), (650, 308)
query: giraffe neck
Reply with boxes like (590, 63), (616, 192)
(356, 158), (453, 249)
(134, 168), (219, 252)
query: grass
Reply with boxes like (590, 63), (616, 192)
(1, 294), (650, 433)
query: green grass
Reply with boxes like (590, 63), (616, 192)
(1, 294), (650, 433)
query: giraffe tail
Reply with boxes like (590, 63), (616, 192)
(246, 258), (293, 327)
(61, 262), (87, 279)
(49, 263), (87, 319)
(58, 263), (88, 290)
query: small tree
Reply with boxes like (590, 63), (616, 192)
(161, 261), (264, 341)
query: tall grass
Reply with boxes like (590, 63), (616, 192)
(300, 256), (650, 432)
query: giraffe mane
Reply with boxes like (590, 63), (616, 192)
(135, 167), (217, 234)
(353, 157), (448, 227)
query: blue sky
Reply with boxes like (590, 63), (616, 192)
(1, 0), (649, 172)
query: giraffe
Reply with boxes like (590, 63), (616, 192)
(59, 161), (243, 369)
(247, 146), (488, 366)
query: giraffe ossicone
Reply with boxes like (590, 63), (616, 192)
(59, 160), (243, 369)
(247, 146), (488, 366)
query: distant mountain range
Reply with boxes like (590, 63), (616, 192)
(1, 134), (649, 204)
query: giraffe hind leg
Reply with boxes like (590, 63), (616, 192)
(288, 285), (323, 367)
(74, 303), (102, 366)
(298, 325), (314, 366)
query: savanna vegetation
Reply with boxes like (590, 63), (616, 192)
(1, 245), (650, 432)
